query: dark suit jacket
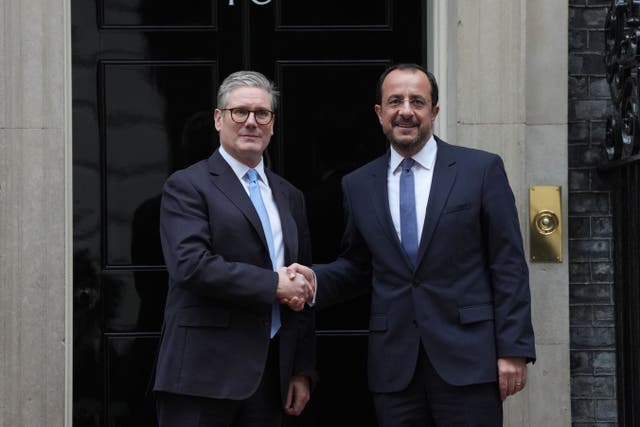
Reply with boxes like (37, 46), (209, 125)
(315, 137), (535, 393)
(153, 149), (316, 404)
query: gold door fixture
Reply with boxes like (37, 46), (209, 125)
(529, 186), (562, 262)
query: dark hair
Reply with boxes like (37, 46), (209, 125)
(376, 63), (439, 108)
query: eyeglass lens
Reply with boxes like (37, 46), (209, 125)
(229, 108), (273, 124)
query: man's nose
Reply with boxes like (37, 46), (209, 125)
(398, 99), (414, 116)
(244, 111), (258, 126)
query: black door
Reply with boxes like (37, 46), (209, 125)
(72, 1), (428, 425)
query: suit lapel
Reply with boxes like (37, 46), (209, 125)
(207, 151), (270, 250)
(267, 170), (298, 264)
(369, 152), (412, 268)
(416, 139), (457, 265)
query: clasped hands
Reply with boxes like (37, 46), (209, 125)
(276, 263), (315, 311)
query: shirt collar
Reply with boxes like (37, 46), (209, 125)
(389, 135), (438, 174)
(218, 146), (267, 183)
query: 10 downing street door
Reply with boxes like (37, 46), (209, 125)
(72, 0), (428, 425)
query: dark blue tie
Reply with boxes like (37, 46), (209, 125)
(400, 158), (418, 266)
(246, 169), (281, 338)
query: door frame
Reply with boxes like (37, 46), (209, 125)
(63, 1), (571, 425)
(63, 2), (436, 425)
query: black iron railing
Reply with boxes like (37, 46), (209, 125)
(605, 0), (640, 161)
(604, 2), (640, 424)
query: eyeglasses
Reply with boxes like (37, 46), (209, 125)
(220, 108), (275, 125)
(384, 97), (430, 110)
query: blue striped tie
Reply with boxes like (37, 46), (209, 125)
(246, 169), (281, 338)
(400, 158), (418, 266)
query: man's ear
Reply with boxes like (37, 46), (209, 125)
(374, 104), (383, 124)
(213, 109), (222, 131)
(432, 104), (440, 121)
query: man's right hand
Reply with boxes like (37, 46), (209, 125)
(286, 263), (316, 294)
(277, 267), (313, 311)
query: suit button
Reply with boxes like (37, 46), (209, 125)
(412, 320), (418, 327)
(412, 280), (420, 287)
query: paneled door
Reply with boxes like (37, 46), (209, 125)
(72, 1), (427, 425)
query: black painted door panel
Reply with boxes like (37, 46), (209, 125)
(72, 1), (427, 425)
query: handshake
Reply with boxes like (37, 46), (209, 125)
(276, 263), (315, 311)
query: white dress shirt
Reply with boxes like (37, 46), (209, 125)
(388, 136), (438, 245)
(219, 146), (285, 270)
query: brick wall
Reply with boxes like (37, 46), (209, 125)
(568, 1), (618, 425)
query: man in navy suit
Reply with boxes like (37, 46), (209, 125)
(154, 70), (316, 427)
(290, 64), (535, 426)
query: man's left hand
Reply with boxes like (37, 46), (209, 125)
(498, 357), (527, 400)
(284, 374), (310, 416)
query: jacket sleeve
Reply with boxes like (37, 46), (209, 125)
(481, 155), (536, 362)
(314, 177), (373, 309)
(159, 170), (278, 310)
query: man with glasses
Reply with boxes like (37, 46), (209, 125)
(153, 70), (316, 426)
(289, 63), (535, 426)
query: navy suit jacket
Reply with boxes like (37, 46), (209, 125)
(153, 150), (316, 404)
(315, 138), (535, 393)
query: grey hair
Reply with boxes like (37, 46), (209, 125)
(216, 70), (279, 111)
